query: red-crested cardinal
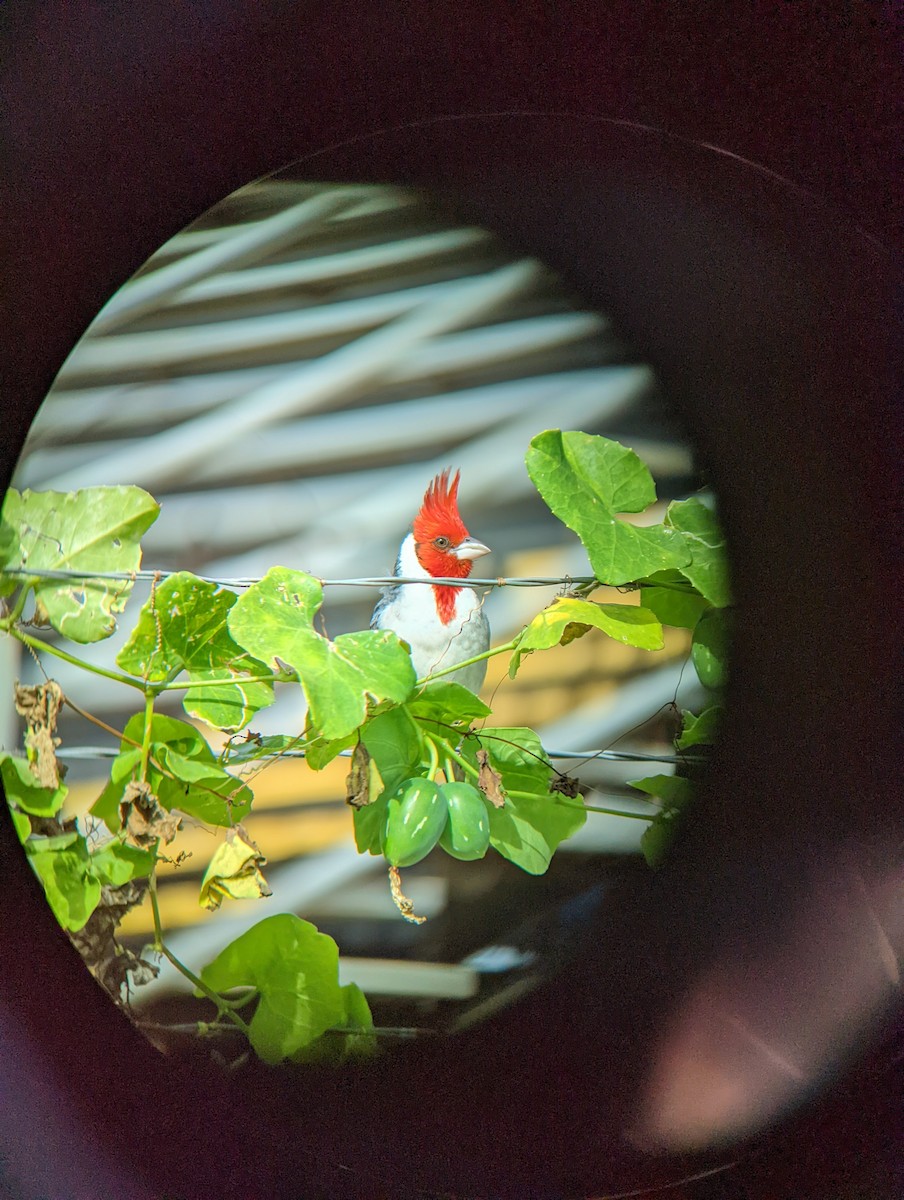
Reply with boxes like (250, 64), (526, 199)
(372, 470), (490, 692)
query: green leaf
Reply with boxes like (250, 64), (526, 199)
(229, 567), (416, 740)
(28, 837), (101, 931)
(526, 430), (689, 583)
(487, 789), (586, 875)
(628, 773), (695, 807)
(665, 498), (731, 607)
(0, 752), (68, 817)
(639, 812), (678, 869)
(407, 681), (492, 724)
(0, 498), (21, 597)
(360, 707), (423, 801)
(223, 732), (304, 768)
(10, 808), (31, 842)
(90, 747), (143, 831)
(303, 732), (356, 771)
(352, 794), (389, 856)
(677, 705), (724, 750)
(291, 981), (377, 1063)
(117, 572), (274, 731)
(464, 729), (586, 874)
(200, 914), (346, 1064)
(640, 569), (711, 629)
(692, 607), (731, 691)
(88, 840), (157, 886)
(630, 774), (696, 868)
(89, 715), (251, 830)
(155, 747), (252, 827)
(25, 830), (79, 852)
(510, 596), (663, 675)
(3, 486), (159, 642)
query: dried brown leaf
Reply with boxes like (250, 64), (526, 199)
(345, 741), (371, 809)
(550, 774), (581, 798)
(14, 680), (64, 788)
(388, 865), (426, 924)
(476, 748), (506, 808)
(120, 780), (181, 848)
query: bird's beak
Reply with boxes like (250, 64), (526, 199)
(453, 537), (491, 561)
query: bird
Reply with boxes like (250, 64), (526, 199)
(372, 469), (491, 693)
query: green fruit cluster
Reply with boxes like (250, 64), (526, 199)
(382, 777), (491, 868)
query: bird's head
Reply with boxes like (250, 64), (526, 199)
(411, 469), (490, 580)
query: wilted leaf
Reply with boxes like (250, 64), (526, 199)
(68, 878), (157, 999)
(14, 680), (64, 788)
(120, 780), (181, 848)
(345, 742), (371, 809)
(475, 748), (506, 808)
(199, 826), (271, 911)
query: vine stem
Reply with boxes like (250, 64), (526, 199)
(8, 627), (147, 690)
(139, 690), (155, 781)
(417, 637), (519, 685)
(159, 672), (287, 692)
(148, 874), (250, 1035)
(556, 798), (654, 821)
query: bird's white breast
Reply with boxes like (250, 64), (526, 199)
(373, 533), (490, 692)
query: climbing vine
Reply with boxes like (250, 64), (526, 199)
(0, 429), (729, 1064)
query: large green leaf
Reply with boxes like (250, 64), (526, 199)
(3, 486), (159, 642)
(229, 567), (415, 740)
(0, 752), (68, 817)
(640, 570), (711, 630)
(464, 728), (586, 874)
(117, 573), (274, 731)
(27, 837), (101, 931)
(509, 596), (663, 675)
(200, 914), (346, 1064)
(526, 431), (689, 583)
(665, 498), (732, 606)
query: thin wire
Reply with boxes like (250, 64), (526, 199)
(0, 565), (603, 589)
(51, 745), (702, 765)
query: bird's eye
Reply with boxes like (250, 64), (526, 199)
(433, 536), (451, 550)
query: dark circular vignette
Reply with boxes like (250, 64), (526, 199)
(1, 7), (902, 1200)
